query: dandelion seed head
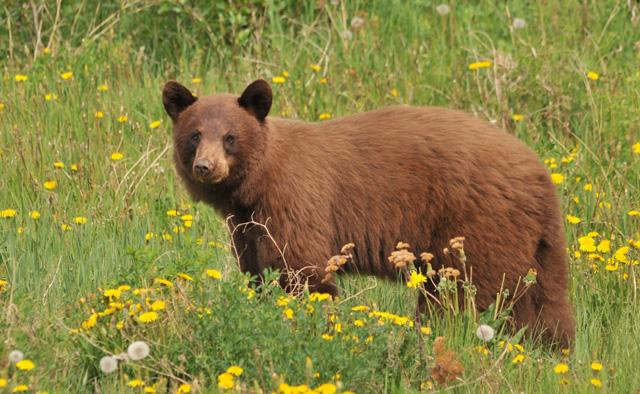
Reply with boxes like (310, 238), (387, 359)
(512, 18), (526, 29)
(9, 350), (24, 363)
(127, 340), (150, 361)
(476, 324), (495, 342)
(436, 4), (450, 15)
(99, 356), (118, 374)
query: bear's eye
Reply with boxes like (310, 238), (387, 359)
(223, 133), (235, 149)
(190, 132), (201, 144)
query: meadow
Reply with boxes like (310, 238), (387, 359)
(1, 0), (639, 392)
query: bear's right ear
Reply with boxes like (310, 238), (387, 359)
(238, 79), (272, 122)
(163, 81), (197, 122)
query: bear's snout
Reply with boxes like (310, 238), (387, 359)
(193, 159), (214, 180)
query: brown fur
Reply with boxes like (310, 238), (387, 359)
(163, 80), (575, 347)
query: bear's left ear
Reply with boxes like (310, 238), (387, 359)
(238, 79), (272, 122)
(163, 81), (197, 122)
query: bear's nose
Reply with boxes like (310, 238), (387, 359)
(193, 159), (214, 178)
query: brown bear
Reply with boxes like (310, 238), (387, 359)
(163, 79), (574, 347)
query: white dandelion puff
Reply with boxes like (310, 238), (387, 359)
(341, 30), (353, 40)
(350, 16), (364, 30)
(512, 18), (526, 29)
(9, 350), (24, 363)
(436, 4), (451, 16)
(127, 341), (150, 361)
(476, 324), (495, 342)
(99, 356), (118, 374)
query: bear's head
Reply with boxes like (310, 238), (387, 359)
(162, 80), (272, 190)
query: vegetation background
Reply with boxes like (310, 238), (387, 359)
(1, 0), (639, 392)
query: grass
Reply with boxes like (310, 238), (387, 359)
(1, 0), (639, 392)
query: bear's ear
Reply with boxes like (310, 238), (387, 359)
(163, 81), (197, 122)
(238, 79), (272, 122)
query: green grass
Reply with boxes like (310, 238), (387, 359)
(1, 0), (639, 392)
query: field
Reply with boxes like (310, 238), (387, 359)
(1, 1), (639, 392)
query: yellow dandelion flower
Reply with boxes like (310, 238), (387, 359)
(60, 223), (72, 231)
(283, 308), (294, 319)
(566, 215), (581, 224)
(183, 220), (192, 228)
(282, 70), (290, 77)
(468, 60), (492, 70)
(272, 76), (286, 84)
(103, 289), (121, 299)
(512, 114), (524, 122)
(596, 240), (610, 253)
(613, 246), (629, 263)
(512, 354), (525, 364)
(110, 152), (124, 161)
(0, 279), (9, 288)
(53, 161), (64, 169)
(61, 71), (73, 80)
(98, 84), (109, 91)
(81, 312), (98, 329)
(45, 93), (58, 101)
(180, 214), (193, 221)
(177, 273), (193, 281)
(116, 320), (124, 329)
(321, 333), (334, 340)
(354, 319), (365, 327)
(154, 278), (173, 287)
(192, 77), (202, 84)
(70, 164), (78, 171)
(15, 74), (28, 82)
(584, 183), (593, 191)
(177, 383), (191, 393)
(1, 209), (17, 218)
(309, 292), (331, 302)
(44, 180), (57, 190)
(320, 77), (328, 84)
(73, 216), (88, 224)
(117, 115), (128, 123)
(127, 379), (145, 387)
(420, 326), (431, 335)
(315, 383), (337, 394)
(406, 271), (426, 288)
(43, 47), (51, 54)
(590, 378), (602, 388)
(550, 173), (564, 184)
(227, 366), (243, 377)
(95, 111), (104, 118)
(206, 269), (222, 279)
(0, 378), (6, 387)
(390, 88), (399, 97)
(166, 209), (179, 216)
(351, 305), (369, 312)
(587, 71), (599, 81)
(559, 378), (570, 385)
(151, 300), (165, 311)
(0, 102), (4, 110)
(217, 372), (235, 389)
(138, 311), (158, 323)
(144, 387), (156, 393)
(554, 363), (569, 374)
(633, 142), (640, 154)
(591, 362), (603, 371)
(628, 210), (640, 216)
(310, 64), (321, 72)
(319, 113), (332, 120)
(16, 359), (35, 371)
(12, 385), (29, 392)
(149, 120), (162, 129)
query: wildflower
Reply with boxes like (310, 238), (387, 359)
(206, 269), (222, 279)
(127, 341), (150, 360)
(407, 271), (427, 288)
(512, 114), (524, 121)
(61, 71), (73, 80)
(144, 387), (157, 393)
(468, 61), (492, 70)
(633, 142), (640, 154)
(350, 16), (364, 31)
(110, 152), (124, 161)
(351, 305), (369, 312)
(9, 350), (24, 363)
(315, 383), (337, 394)
(192, 77), (202, 84)
(74, 216), (88, 224)
(82, 312), (98, 329)
(559, 378), (570, 385)
(283, 308), (294, 319)
(596, 240), (610, 253)
(128, 379), (145, 387)
(151, 300), (165, 311)
(117, 115), (128, 123)
(177, 273), (193, 281)
(116, 321), (124, 329)
(512, 18), (526, 29)
(43, 180), (57, 190)
(476, 324), (494, 342)
(149, 120), (162, 129)
(319, 113), (332, 120)
(138, 311), (158, 323)
(320, 77), (328, 84)
(45, 93), (58, 101)
(60, 223), (72, 231)
(1, 209), (17, 218)
(390, 88), (399, 98)
(436, 4), (450, 15)
(272, 76), (286, 84)
(420, 326), (431, 335)
(584, 183), (593, 191)
(166, 209), (179, 216)
(590, 378), (603, 387)
(98, 84), (109, 91)
(587, 71), (599, 81)
(591, 361), (603, 371)
(578, 235), (596, 252)
(177, 384), (191, 393)
(309, 292), (331, 302)
(321, 333), (334, 340)
(15, 74), (28, 82)
(12, 385), (29, 392)
(0, 103), (4, 111)
(0, 379), (5, 388)
(553, 363), (569, 374)
(217, 372), (235, 389)
(16, 359), (35, 371)
(95, 111), (104, 118)
(103, 289), (121, 300)
(550, 173), (564, 184)
(227, 366), (243, 376)
(310, 64), (321, 72)
(628, 210), (640, 216)
(613, 246), (629, 263)
(99, 356), (118, 373)
(512, 354), (525, 364)
(566, 215), (581, 224)
(341, 30), (354, 40)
